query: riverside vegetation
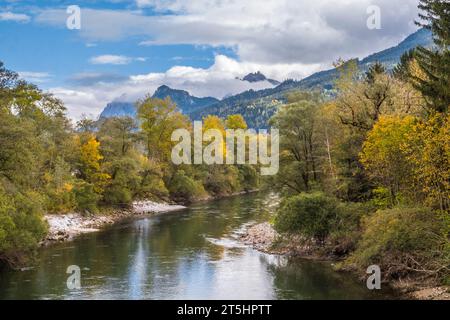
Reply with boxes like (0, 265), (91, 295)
(0, 66), (260, 268)
(263, 0), (449, 292)
(0, 0), (448, 297)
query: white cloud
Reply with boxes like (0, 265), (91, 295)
(51, 55), (309, 121)
(36, 0), (420, 66)
(34, 0), (422, 121)
(89, 55), (147, 65)
(0, 11), (30, 23)
(18, 71), (51, 83)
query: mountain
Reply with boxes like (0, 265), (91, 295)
(99, 101), (136, 119)
(152, 85), (219, 114)
(99, 29), (433, 129)
(241, 71), (280, 86)
(99, 85), (219, 119)
(190, 28), (433, 129)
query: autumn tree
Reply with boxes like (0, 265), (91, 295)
(360, 116), (418, 205)
(226, 114), (248, 130)
(137, 97), (190, 163)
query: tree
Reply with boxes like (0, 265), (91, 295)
(137, 97), (190, 163)
(270, 92), (321, 192)
(226, 114), (248, 130)
(78, 135), (111, 196)
(97, 117), (142, 206)
(413, 0), (450, 113)
(403, 113), (450, 210)
(393, 49), (416, 81)
(360, 115), (418, 205)
(335, 60), (396, 131)
(0, 187), (47, 268)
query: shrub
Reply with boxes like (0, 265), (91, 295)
(103, 159), (141, 207)
(203, 165), (240, 196)
(73, 181), (99, 214)
(168, 170), (206, 203)
(238, 165), (259, 191)
(274, 192), (340, 243)
(0, 188), (47, 268)
(347, 207), (450, 281)
(44, 184), (76, 213)
(328, 202), (372, 256)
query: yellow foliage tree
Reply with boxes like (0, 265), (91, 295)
(360, 115), (417, 204)
(403, 113), (450, 211)
(226, 114), (248, 130)
(79, 135), (111, 194)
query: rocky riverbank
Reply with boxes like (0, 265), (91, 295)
(241, 222), (450, 300)
(42, 201), (186, 245)
(240, 222), (322, 258)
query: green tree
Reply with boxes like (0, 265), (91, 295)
(274, 192), (340, 243)
(270, 92), (321, 192)
(137, 96), (190, 163)
(413, 0), (450, 113)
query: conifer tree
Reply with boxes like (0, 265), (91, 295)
(414, 0), (450, 113)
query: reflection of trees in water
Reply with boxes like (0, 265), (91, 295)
(262, 256), (376, 300)
(0, 192), (303, 299)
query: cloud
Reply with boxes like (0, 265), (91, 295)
(33, 1), (422, 121)
(89, 54), (147, 65)
(18, 71), (51, 83)
(36, 1), (420, 66)
(51, 54), (305, 121)
(69, 72), (128, 86)
(0, 11), (30, 23)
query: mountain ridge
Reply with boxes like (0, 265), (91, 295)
(99, 85), (219, 119)
(99, 28), (433, 129)
(189, 28), (433, 128)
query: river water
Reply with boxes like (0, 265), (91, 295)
(0, 192), (391, 300)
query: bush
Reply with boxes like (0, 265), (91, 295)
(204, 165), (240, 196)
(328, 202), (372, 256)
(44, 184), (76, 213)
(168, 170), (206, 203)
(0, 188), (47, 268)
(238, 165), (259, 191)
(73, 182), (99, 214)
(274, 192), (340, 243)
(103, 159), (141, 207)
(347, 207), (450, 281)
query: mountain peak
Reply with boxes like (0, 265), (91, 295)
(242, 71), (280, 86)
(155, 84), (172, 92)
(151, 85), (219, 113)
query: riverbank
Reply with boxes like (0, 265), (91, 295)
(42, 201), (186, 245)
(241, 222), (450, 300)
(42, 191), (258, 245)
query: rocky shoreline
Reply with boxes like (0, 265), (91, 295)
(42, 201), (186, 245)
(241, 222), (450, 300)
(42, 191), (258, 246)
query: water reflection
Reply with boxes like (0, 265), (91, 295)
(0, 192), (391, 300)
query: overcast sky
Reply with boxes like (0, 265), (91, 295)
(0, 0), (421, 120)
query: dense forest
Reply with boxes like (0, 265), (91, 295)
(269, 0), (449, 286)
(0, 0), (448, 291)
(0, 68), (259, 267)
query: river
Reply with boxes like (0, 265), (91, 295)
(0, 192), (392, 299)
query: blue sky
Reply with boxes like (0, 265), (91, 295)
(1, 0), (236, 88)
(0, 0), (421, 120)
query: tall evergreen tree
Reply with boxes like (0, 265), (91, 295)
(414, 0), (450, 113)
(392, 49), (416, 81)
